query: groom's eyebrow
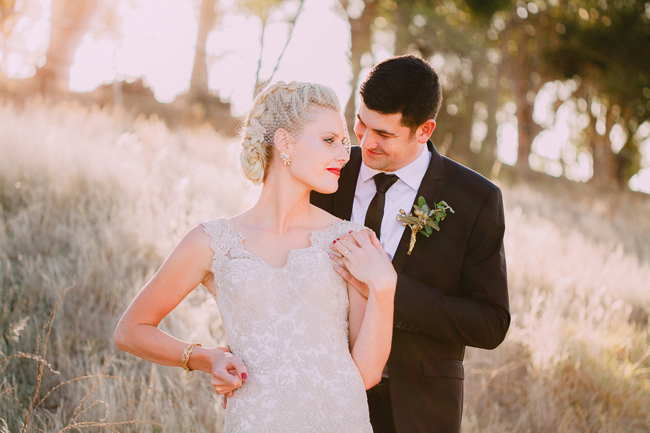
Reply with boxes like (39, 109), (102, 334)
(357, 114), (399, 137)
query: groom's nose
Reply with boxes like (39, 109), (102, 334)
(354, 121), (366, 145)
(359, 130), (380, 152)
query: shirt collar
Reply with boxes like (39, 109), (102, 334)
(359, 144), (432, 191)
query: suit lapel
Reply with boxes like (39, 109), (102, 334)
(391, 140), (446, 274)
(332, 146), (362, 220)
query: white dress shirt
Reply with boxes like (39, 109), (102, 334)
(351, 145), (432, 260)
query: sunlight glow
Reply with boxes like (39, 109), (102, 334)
(497, 119), (518, 165)
(527, 95), (592, 182)
(114, 0), (197, 102)
(610, 124), (627, 153)
(3, 0), (51, 78)
(630, 168), (650, 193)
(471, 121), (487, 153)
(206, 13), (265, 112)
(533, 82), (558, 127)
(2, 0), (650, 194)
(6, 53), (25, 78)
(69, 37), (117, 92)
(533, 129), (563, 160)
(207, 0), (351, 115)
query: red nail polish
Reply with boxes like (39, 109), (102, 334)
(241, 372), (248, 380)
(333, 239), (338, 243)
(349, 230), (353, 233)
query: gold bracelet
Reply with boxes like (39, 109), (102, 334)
(181, 343), (202, 378)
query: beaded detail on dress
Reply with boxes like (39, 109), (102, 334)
(201, 218), (373, 433)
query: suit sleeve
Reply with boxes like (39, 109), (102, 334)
(392, 186), (510, 350)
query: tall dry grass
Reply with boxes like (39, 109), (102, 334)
(1, 99), (255, 432)
(1, 99), (649, 432)
(462, 182), (650, 432)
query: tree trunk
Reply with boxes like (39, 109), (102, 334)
(344, 0), (376, 132)
(448, 57), (481, 168)
(616, 124), (642, 186)
(476, 84), (499, 178)
(0, 1), (17, 49)
(267, 0), (305, 84)
(393, 4), (410, 55)
(514, 92), (534, 174)
(446, 94), (477, 168)
(503, 24), (547, 178)
(40, 0), (98, 93)
(188, 0), (218, 99)
(511, 41), (542, 177)
(588, 108), (617, 186)
(609, 104), (641, 187)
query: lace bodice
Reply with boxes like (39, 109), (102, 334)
(201, 218), (373, 433)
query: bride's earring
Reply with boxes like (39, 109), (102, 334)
(280, 151), (291, 166)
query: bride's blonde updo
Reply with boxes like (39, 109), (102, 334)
(238, 81), (345, 185)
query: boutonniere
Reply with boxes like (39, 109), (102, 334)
(396, 196), (454, 255)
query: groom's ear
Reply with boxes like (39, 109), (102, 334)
(273, 128), (292, 153)
(415, 120), (436, 144)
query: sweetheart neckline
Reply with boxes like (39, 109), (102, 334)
(222, 218), (345, 270)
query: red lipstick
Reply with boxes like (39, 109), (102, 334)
(327, 168), (341, 176)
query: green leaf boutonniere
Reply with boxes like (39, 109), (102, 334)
(396, 196), (454, 255)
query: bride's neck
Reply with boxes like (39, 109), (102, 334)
(246, 171), (313, 233)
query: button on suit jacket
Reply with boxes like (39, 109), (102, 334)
(310, 141), (510, 433)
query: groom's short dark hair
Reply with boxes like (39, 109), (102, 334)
(360, 55), (442, 131)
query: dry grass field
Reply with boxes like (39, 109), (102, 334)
(1, 100), (649, 432)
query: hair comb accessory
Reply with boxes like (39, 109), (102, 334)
(238, 81), (351, 185)
(245, 118), (266, 144)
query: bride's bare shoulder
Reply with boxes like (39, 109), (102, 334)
(310, 205), (341, 227)
(175, 224), (215, 255)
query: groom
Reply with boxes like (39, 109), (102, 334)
(311, 55), (510, 433)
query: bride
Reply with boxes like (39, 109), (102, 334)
(114, 81), (397, 432)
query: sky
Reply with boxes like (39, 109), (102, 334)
(2, 0), (650, 192)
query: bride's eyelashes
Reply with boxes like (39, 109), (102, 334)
(321, 135), (347, 151)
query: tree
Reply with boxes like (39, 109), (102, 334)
(38, 0), (98, 93)
(545, 0), (650, 186)
(0, 0), (17, 55)
(233, 0), (303, 95)
(337, 0), (379, 130)
(188, 0), (219, 99)
(386, 0), (513, 176)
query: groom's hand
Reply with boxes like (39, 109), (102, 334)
(329, 230), (396, 299)
(329, 251), (370, 298)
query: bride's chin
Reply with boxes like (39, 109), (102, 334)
(311, 182), (339, 195)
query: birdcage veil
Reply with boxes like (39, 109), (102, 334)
(238, 81), (351, 185)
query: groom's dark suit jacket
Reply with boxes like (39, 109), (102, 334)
(311, 141), (510, 433)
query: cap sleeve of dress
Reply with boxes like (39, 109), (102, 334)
(200, 218), (231, 276)
(311, 220), (372, 252)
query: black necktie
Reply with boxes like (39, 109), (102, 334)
(364, 173), (399, 240)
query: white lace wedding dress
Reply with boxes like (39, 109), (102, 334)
(201, 218), (373, 433)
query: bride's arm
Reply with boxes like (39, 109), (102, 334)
(114, 225), (246, 396)
(335, 231), (396, 390)
(347, 283), (366, 353)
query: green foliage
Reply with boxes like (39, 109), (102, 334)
(397, 197), (453, 251)
(236, 0), (285, 19)
(464, 0), (511, 21)
(543, 0), (650, 183)
(547, 0), (650, 101)
(364, 0), (649, 184)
